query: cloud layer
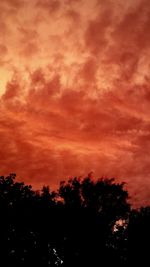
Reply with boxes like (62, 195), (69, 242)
(0, 0), (150, 207)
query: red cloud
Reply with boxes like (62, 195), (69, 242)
(0, 0), (150, 208)
(36, 0), (61, 13)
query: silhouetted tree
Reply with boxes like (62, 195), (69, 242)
(1, 173), (148, 267)
(58, 177), (130, 266)
(127, 206), (150, 266)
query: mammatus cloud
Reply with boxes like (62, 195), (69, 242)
(0, 0), (150, 207)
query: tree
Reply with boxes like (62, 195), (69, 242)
(0, 174), (131, 267)
(58, 177), (130, 266)
(127, 206), (150, 266)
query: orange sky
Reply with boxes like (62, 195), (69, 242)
(0, 0), (150, 207)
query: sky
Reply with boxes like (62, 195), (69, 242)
(0, 0), (150, 207)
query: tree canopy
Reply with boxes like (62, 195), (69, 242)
(0, 174), (149, 266)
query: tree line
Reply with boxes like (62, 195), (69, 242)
(0, 173), (149, 266)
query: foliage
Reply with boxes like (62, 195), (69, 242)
(0, 173), (148, 266)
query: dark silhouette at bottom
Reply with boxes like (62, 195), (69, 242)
(0, 174), (149, 266)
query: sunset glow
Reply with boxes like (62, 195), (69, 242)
(0, 0), (150, 207)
